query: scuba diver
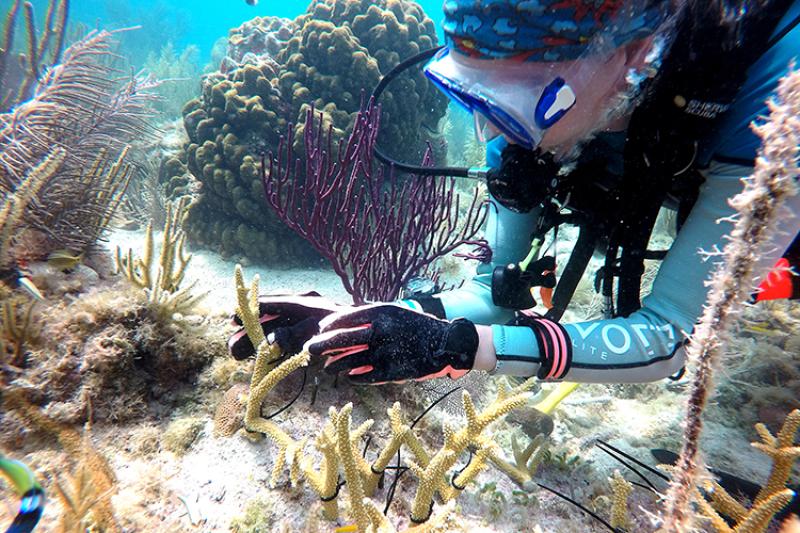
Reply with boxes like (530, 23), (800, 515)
(229, 0), (800, 387)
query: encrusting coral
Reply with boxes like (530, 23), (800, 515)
(213, 382), (248, 437)
(661, 67), (800, 531)
(164, 0), (447, 263)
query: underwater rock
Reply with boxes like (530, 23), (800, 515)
(0, 281), (225, 430)
(166, 0), (447, 264)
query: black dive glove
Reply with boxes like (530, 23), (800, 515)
(228, 292), (341, 360)
(305, 304), (479, 384)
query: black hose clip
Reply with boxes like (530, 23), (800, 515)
(492, 256), (556, 310)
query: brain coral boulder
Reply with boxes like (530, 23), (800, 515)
(164, 0), (447, 264)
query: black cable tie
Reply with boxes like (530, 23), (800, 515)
(320, 477), (345, 502)
(450, 473), (467, 491)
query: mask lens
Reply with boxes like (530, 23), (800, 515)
(424, 58), (477, 113)
(471, 96), (536, 149)
(473, 111), (502, 144)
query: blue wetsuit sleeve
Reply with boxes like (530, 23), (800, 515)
(400, 137), (538, 325)
(491, 161), (800, 383)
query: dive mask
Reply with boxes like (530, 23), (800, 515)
(424, 48), (577, 150)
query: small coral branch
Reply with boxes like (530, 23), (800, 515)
(485, 432), (548, 490)
(694, 409), (800, 533)
(233, 265), (311, 487)
(263, 100), (488, 304)
(752, 409), (800, 507)
(116, 197), (203, 318)
(609, 469), (632, 530)
(1, 297), (38, 368)
(300, 407), (342, 520)
(336, 403), (372, 532)
(661, 67), (800, 531)
(410, 378), (536, 522)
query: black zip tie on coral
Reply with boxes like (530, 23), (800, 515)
(264, 367), (307, 420)
(382, 386), (462, 515)
(450, 450), (474, 491)
(596, 439), (667, 489)
(383, 467), (409, 514)
(310, 375), (320, 406)
(409, 500), (435, 524)
(320, 477), (346, 502)
(363, 435), (373, 458)
(536, 482), (619, 533)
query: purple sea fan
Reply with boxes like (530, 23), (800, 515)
(262, 101), (489, 304)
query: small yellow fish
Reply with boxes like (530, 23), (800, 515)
(47, 249), (83, 271)
(334, 525), (357, 533)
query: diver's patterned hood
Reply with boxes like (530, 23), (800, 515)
(442, 0), (671, 62)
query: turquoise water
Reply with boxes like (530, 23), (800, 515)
(40, 0), (446, 66)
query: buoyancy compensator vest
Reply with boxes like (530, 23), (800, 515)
(603, 0), (798, 317)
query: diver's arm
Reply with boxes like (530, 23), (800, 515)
(483, 161), (800, 383)
(398, 138), (539, 324)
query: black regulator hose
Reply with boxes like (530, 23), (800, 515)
(370, 46), (488, 181)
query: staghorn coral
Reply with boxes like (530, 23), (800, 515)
(408, 379), (536, 523)
(0, 0), (69, 110)
(226, 267), (538, 530)
(690, 409), (800, 533)
(299, 405), (342, 520)
(336, 402), (373, 532)
(484, 432), (549, 490)
(661, 67), (800, 531)
(165, 0), (446, 263)
(0, 28), (158, 259)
